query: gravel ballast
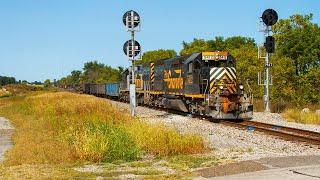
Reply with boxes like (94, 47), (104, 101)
(108, 100), (320, 161)
(252, 112), (320, 133)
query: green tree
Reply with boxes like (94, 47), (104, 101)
(80, 61), (121, 83)
(224, 36), (256, 51)
(273, 14), (320, 75)
(207, 36), (225, 52)
(0, 76), (16, 86)
(44, 79), (51, 88)
(180, 36), (256, 56)
(82, 61), (105, 83)
(270, 55), (296, 102)
(230, 44), (263, 98)
(180, 39), (209, 55)
(138, 49), (177, 64)
(70, 70), (81, 83)
(117, 66), (125, 80)
(272, 13), (320, 104)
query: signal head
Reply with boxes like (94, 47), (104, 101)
(264, 36), (275, 53)
(123, 40), (141, 58)
(123, 10), (140, 29)
(262, 9), (278, 26)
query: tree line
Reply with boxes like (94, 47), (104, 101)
(0, 76), (16, 86)
(0, 76), (44, 87)
(60, 13), (319, 105)
(58, 61), (124, 86)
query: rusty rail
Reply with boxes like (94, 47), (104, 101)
(220, 120), (320, 146)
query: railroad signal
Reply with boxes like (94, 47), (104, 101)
(123, 10), (140, 29)
(258, 9), (278, 113)
(264, 36), (275, 53)
(262, 9), (278, 26)
(122, 10), (142, 117)
(123, 40), (141, 58)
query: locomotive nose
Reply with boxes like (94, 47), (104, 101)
(209, 67), (237, 94)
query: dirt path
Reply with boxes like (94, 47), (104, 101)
(0, 117), (14, 162)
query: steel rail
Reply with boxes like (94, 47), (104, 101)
(220, 120), (320, 146)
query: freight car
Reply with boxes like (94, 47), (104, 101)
(84, 51), (253, 120)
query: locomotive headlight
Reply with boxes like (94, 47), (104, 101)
(239, 85), (244, 90)
(219, 85), (224, 90)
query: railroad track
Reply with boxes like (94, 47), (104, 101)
(137, 103), (320, 147)
(220, 120), (320, 147)
(140, 104), (320, 147)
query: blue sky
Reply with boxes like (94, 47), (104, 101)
(0, 0), (319, 82)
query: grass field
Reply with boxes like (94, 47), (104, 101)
(283, 108), (320, 125)
(0, 91), (207, 178)
(0, 89), (11, 98)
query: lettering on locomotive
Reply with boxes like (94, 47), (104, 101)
(202, 51), (228, 61)
(164, 69), (183, 89)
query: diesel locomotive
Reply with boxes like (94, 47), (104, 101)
(84, 51), (253, 120)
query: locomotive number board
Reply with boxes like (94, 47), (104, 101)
(202, 52), (228, 61)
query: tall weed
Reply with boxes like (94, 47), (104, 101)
(283, 108), (320, 125)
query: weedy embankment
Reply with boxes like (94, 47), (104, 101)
(283, 108), (320, 125)
(0, 92), (205, 166)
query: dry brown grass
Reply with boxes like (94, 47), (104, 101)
(0, 89), (11, 98)
(128, 121), (205, 156)
(282, 108), (320, 125)
(0, 92), (205, 166)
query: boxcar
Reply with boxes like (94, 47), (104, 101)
(83, 83), (91, 94)
(105, 83), (119, 97)
(89, 84), (97, 95)
(97, 84), (106, 95)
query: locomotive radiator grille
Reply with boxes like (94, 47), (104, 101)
(209, 67), (237, 94)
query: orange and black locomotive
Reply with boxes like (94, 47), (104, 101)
(118, 51), (253, 120)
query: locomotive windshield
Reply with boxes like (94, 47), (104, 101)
(205, 59), (235, 68)
(201, 52), (236, 68)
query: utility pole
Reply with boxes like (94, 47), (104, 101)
(123, 10), (141, 117)
(258, 9), (278, 113)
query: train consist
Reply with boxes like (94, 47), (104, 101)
(83, 51), (253, 120)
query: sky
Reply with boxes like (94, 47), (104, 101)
(0, 0), (319, 82)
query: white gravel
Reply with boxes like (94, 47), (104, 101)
(108, 100), (320, 161)
(252, 112), (320, 133)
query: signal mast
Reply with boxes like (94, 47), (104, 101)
(258, 9), (278, 112)
(123, 10), (142, 117)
